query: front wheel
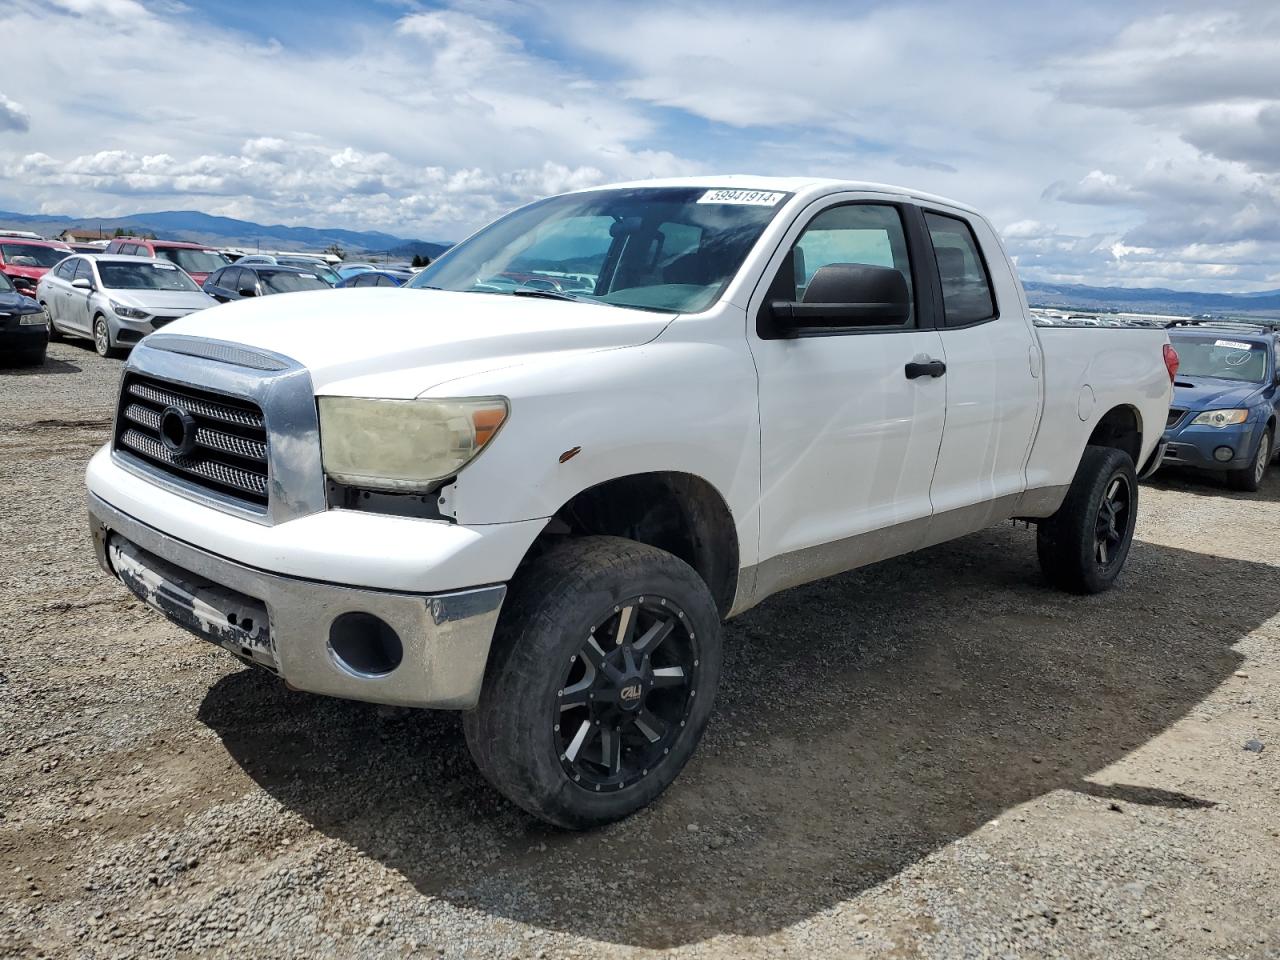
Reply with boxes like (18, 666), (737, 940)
(1037, 445), (1138, 594)
(464, 536), (722, 829)
(92, 315), (120, 358)
(1226, 428), (1272, 492)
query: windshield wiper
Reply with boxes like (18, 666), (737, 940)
(510, 288), (589, 303)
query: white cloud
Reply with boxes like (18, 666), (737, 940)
(0, 93), (30, 133)
(0, 0), (1277, 292)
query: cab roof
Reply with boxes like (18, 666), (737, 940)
(574, 175), (983, 216)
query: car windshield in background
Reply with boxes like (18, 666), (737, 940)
(155, 248), (227, 273)
(408, 186), (793, 313)
(98, 262), (200, 291)
(279, 260), (339, 284)
(2, 244), (70, 268)
(261, 270), (330, 294)
(1171, 335), (1269, 383)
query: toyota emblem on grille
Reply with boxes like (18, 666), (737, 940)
(159, 405), (198, 457)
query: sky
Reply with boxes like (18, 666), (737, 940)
(1, 0), (1278, 291)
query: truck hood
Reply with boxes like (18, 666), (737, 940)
(162, 288), (676, 395)
(1172, 377), (1263, 410)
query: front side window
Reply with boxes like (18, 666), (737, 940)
(409, 186), (791, 314)
(97, 261), (200, 291)
(1170, 336), (1269, 383)
(73, 259), (95, 284)
(763, 203), (915, 331)
(53, 258), (78, 281)
(924, 212), (996, 326)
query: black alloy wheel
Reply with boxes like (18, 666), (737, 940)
(1093, 474), (1131, 565)
(463, 536), (722, 829)
(554, 596), (700, 792)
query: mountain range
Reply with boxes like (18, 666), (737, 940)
(0, 209), (450, 260)
(1023, 280), (1280, 318)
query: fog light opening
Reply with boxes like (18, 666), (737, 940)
(328, 612), (403, 677)
(1213, 446), (1234, 462)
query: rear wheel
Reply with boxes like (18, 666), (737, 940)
(1037, 445), (1138, 594)
(464, 536), (722, 829)
(1227, 427), (1272, 492)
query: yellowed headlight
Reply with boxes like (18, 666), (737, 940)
(319, 396), (508, 491)
(1190, 409), (1248, 428)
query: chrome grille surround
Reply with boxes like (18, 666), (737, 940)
(109, 337), (324, 526)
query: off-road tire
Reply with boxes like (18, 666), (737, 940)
(463, 536), (722, 829)
(1226, 427), (1272, 493)
(1037, 445), (1138, 594)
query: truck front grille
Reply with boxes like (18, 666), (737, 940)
(114, 373), (270, 507)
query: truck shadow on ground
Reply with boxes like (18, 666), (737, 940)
(199, 525), (1275, 949)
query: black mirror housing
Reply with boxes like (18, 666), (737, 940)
(770, 263), (910, 329)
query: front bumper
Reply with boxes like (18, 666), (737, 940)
(1162, 422), (1258, 471)
(89, 493), (508, 709)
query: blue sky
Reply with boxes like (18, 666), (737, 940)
(1, 0), (1278, 290)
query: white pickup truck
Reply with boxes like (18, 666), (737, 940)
(85, 177), (1176, 828)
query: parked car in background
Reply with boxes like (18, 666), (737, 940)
(85, 176), (1174, 828)
(202, 263), (332, 302)
(0, 229), (45, 240)
(0, 239), (74, 298)
(335, 269), (412, 288)
(67, 242), (108, 254)
(1161, 320), (1280, 491)
(37, 255), (215, 357)
(0, 268), (50, 366)
(335, 262), (377, 279)
(237, 255), (340, 285)
(104, 237), (229, 286)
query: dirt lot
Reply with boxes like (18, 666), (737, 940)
(2, 339), (1279, 960)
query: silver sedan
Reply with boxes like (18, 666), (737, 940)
(37, 254), (216, 357)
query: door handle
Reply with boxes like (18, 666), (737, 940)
(905, 359), (947, 379)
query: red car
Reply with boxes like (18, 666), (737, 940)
(105, 237), (229, 286)
(0, 239), (74, 299)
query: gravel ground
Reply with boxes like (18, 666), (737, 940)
(2, 339), (1279, 960)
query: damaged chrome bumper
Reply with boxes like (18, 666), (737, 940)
(89, 492), (506, 709)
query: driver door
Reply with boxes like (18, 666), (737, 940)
(67, 259), (96, 334)
(748, 197), (947, 597)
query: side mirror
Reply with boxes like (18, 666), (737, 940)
(770, 264), (910, 329)
(238, 287), (256, 298)
(11, 276), (33, 290)
(71, 277), (93, 291)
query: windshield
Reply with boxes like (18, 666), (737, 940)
(2, 243), (70, 268)
(155, 247), (228, 273)
(408, 187), (791, 313)
(278, 259), (339, 284)
(261, 270), (330, 294)
(1172, 335), (1270, 383)
(99, 261), (200, 291)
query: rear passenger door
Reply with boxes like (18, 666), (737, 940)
(748, 196), (948, 595)
(920, 208), (1041, 543)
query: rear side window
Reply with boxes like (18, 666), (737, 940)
(924, 212), (996, 326)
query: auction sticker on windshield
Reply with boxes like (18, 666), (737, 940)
(1215, 339), (1253, 351)
(152, 263), (178, 270)
(697, 189), (787, 206)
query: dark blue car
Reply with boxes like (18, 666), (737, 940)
(1161, 321), (1280, 490)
